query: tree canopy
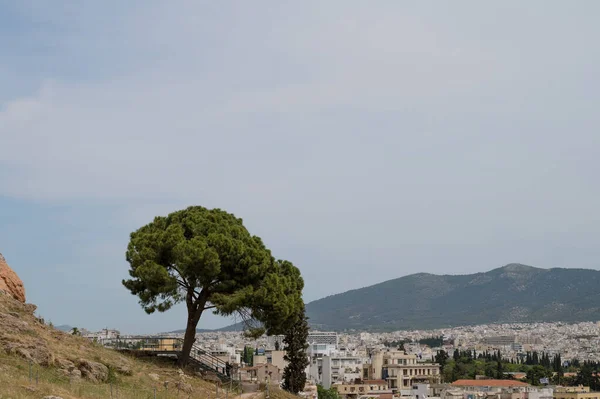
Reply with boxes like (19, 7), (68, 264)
(123, 206), (305, 364)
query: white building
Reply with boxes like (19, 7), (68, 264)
(309, 352), (365, 389)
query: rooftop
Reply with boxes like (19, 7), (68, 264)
(451, 380), (530, 388)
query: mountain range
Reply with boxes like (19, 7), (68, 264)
(304, 263), (600, 331)
(166, 264), (600, 334)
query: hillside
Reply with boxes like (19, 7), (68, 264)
(0, 291), (239, 399)
(304, 264), (600, 331)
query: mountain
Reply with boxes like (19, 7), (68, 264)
(167, 322), (247, 334)
(304, 264), (600, 331)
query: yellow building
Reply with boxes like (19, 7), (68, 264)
(333, 379), (390, 399)
(554, 386), (599, 399)
(139, 338), (180, 352)
(364, 349), (441, 390)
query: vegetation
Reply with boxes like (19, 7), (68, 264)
(305, 264), (600, 331)
(383, 339), (407, 349)
(436, 349), (600, 388)
(282, 310), (310, 394)
(317, 384), (340, 399)
(0, 293), (227, 399)
(419, 336), (443, 347)
(242, 345), (254, 366)
(123, 206), (305, 365)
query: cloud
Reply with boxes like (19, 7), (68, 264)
(1, 0), (600, 310)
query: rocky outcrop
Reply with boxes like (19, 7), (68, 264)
(77, 359), (109, 382)
(0, 253), (26, 303)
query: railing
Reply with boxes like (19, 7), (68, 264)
(102, 337), (237, 386)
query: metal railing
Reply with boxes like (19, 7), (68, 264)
(102, 337), (238, 387)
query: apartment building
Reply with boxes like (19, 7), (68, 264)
(309, 353), (365, 388)
(364, 349), (441, 391)
(554, 386), (599, 399)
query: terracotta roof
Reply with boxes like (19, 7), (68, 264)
(451, 380), (529, 387)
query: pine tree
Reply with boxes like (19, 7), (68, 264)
(282, 312), (310, 394)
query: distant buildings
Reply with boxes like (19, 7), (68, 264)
(83, 328), (120, 340)
(483, 336), (516, 347)
(554, 386), (600, 399)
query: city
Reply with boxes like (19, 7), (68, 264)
(81, 320), (600, 399)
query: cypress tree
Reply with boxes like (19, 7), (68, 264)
(282, 311), (310, 394)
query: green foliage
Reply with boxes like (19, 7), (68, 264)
(317, 384), (340, 399)
(71, 327), (81, 336)
(106, 365), (118, 384)
(435, 350), (449, 369)
(573, 362), (600, 390)
(282, 310), (310, 394)
(122, 206), (305, 364)
(442, 350), (567, 385)
(243, 346), (254, 366)
(419, 336), (443, 347)
(384, 340), (407, 350)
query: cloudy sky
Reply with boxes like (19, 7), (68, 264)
(1, 1), (599, 334)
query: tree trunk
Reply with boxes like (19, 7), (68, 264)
(178, 306), (203, 366)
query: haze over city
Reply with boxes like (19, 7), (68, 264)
(1, 1), (599, 334)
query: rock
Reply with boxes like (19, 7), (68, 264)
(202, 372), (221, 383)
(115, 364), (132, 376)
(176, 381), (193, 393)
(55, 358), (75, 371)
(148, 373), (160, 382)
(0, 253), (26, 303)
(70, 369), (82, 380)
(43, 396), (64, 399)
(3, 342), (54, 366)
(15, 347), (32, 361)
(77, 359), (108, 382)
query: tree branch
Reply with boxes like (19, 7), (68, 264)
(203, 305), (217, 310)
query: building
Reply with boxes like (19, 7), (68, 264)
(323, 354), (363, 388)
(442, 382), (551, 399)
(267, 350), (287, 372)
(268, 331), (338, 350)
(239, 363), (282, 383)
(483, 336), (516, 347)
(84, 328), (120, 341)
(364, 349), (441, 391)
(451, 379), (530, 390)
(554, 386), (599, 399)
(333, 379), (390, 399)
(309, 353), (364, 388)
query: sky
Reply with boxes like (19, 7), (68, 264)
(1, 1), (599, 334)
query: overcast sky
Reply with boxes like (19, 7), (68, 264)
(1, 1), (599, 334)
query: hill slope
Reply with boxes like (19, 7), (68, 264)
(0, 291), (233, 398)
(304, 264), (600, 331)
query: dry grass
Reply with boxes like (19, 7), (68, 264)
(0, 292), (238, 399)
